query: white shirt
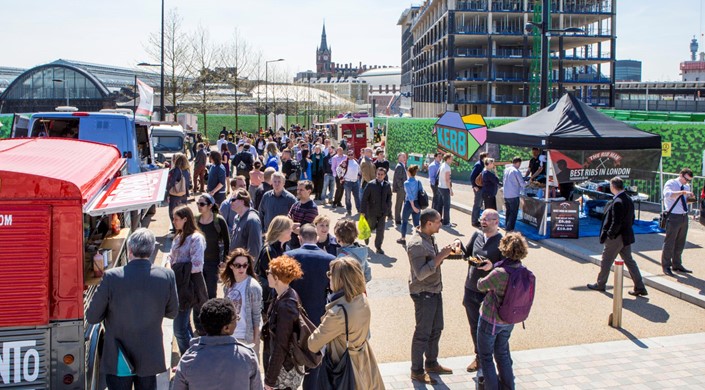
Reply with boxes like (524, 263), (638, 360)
(216, 139), (226, 153)
(663, 178), (690, 215)
(226, 279), (248, 340)
(344, 158), (360, 182)
(438, 162), (451, 189)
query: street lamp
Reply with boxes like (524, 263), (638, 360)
(526, 0), (584, 109)
(52, 79), (69, 106)
(265, 58), (284, 130)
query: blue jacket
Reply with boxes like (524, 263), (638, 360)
(286, 244), (336, 326)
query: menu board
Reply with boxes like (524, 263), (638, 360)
(550, 201), (580, 238)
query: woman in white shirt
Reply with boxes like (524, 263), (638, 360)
(220, 248), (263, 355)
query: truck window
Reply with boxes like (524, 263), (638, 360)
(30, 118), (80, 138)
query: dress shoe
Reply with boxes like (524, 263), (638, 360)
(410, 372), (437, 385)
(663, 267), (675, 276)
(425, 363), (453, 375)
(628, 289), (648, 297)
(587, 283), (606, 292)
(396, 238), (406, 245)
(673, 266), (693, 274)
(466, 358), (479, 373)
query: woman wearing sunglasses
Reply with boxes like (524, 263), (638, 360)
(220, 248), (263, 355)
(196, 194), (230, 331)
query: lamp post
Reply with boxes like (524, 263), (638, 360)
(265, 58), (284, 130)
(52, 79), (68, 106)
(526, 0), (583, 109)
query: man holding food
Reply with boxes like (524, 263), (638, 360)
(458, 209), (503, 373)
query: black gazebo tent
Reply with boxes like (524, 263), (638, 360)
(487, 93), (662, 150)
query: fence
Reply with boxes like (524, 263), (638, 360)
(622, 169), (704, 215)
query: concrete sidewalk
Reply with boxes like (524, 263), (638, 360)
(412, 173), (705, 309)
(379, 332), (705, 389)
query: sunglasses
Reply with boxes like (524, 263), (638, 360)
(197, 202), (209, 207)
(266, 269), (272, 275)
(230, 263), (248, 269)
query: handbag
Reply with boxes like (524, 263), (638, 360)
(275, 365), (304, 390)
(417, 182), (429, 209)
(318, 305), (356, 390)
(475, 170), (484, 187)
(659, 194), (683, 230)
(169, 169), (187, 197)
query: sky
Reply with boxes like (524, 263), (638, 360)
(0, 0), (703, 82)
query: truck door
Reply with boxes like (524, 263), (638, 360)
(0, 205), (51, 388)
(79, 117), (138, 173)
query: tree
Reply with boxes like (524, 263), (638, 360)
(145, 8), (193, 118)
(190, 25), (217, 140)
(219, 29), (257, 132)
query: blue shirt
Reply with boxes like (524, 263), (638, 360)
(207, 164), (227, 194)
(663, 178), (690, 215)
(404, 177), (420, 202)
(428, 161), (440, 186)
(503, 165), (526, 198)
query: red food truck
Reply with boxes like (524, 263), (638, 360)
(0, 138), (168, 389)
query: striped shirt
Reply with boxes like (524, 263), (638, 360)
(288, 199), (319, 225)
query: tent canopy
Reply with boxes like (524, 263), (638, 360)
(487, 93), (662, 150)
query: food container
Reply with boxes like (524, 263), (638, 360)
(93, 252), (104, 277)
(102, 249), (112, 268)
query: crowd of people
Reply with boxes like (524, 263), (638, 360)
(86, 124), (699, 390)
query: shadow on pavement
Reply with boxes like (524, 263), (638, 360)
(368, 251), (398, 268)
(617, 328), (650, 349)
(606, 292), (670, 323)
(633, 239), (702, 252)
(670, 273), (705, 296)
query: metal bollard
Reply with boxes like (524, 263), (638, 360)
(609, 259), (624, 328)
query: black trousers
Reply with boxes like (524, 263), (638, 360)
(334, 177), (345, 206)
(410, 292), (444, 373)
(365, 213), (386, 250)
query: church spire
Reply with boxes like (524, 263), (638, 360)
(319, 22), (329, 52)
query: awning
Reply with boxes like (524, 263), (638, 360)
(84, 169), (168, 216)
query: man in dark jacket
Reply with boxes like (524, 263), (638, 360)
(86, 228), (178, 390)
(286, 224), (335, 390)
(469, 152), (489, 227)
(361, 167), (393, 254)
(232, 145), (255, 187)
(392, 152), (408, 225)
(588, 177), (648, 296)
(230, 189), (263, 258)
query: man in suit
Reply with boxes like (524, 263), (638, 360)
(588, 177), (648, 297)
(285, 224), (335, 390)
(361, 167), (393, 255)
(86, 228), (179, 390)
(392, 152), (408, 225)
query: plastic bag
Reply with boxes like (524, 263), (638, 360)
(357, 215), (371, 240)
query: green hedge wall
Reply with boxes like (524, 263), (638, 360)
(196, 114), (307, 141)
(0, 115), (13, 139)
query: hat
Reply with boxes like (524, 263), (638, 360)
(200, 193), (216, 205)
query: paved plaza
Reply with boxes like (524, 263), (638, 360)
(144, 170), (705, 389)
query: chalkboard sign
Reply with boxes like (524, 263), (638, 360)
(550, 201), (580, 238)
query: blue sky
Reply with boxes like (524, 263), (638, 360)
(0, 0), (702, 81)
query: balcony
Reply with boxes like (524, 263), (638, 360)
(493, 71), (525, 82)
(455, 48), (488, 57)
(491, 0), (523, 12)
(494, 48), (524, 58)
(454, 72), (488, 81)
(454, 25), (488, 35)
(563, 3), (612, 14)
(492, 94), (526, 104)
(492, 26), (524, 35)
(456, 0), (488, 11)
(562, 75), (611, 83)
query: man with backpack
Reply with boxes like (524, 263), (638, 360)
(476, 231), (535, 390)
(281, 149), (301, 193)
(458, 208), (503, 374)
(232, 144), (255, 188)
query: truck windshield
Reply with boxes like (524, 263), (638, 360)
(152, 136), (183, 152)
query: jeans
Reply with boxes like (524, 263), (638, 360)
(344, 180), (360, 214)
(438, 188), (451, 225)
(322, 174), (335, 202)
(472, 187), (484, 225)
(106, 374), (156, 390)
(504, 197), (520, 231)
(410, 292), (444, 373)
(173, 307), (194, 354)
(477, 317), (515, 390)
(463, 288), (486, 359)
(193, 261), (220, 332)
(401, 200), (420, 239)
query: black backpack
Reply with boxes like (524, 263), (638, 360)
(233, 151), (253, 174)
(287, 159), (303, 182)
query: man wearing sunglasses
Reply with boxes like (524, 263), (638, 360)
(661, 168), (695, 276)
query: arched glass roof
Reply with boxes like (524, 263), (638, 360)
(1, 63), (109, 101)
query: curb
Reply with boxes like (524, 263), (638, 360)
(447, 198), (705, 309)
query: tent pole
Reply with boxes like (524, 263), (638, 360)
(541, 150), (551, 236)
(659, 158), (664, 212)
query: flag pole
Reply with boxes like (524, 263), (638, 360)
(133, 75), (137, 121)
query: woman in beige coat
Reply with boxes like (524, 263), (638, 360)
(308, 257), (385, 390)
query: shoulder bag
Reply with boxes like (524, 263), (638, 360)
(475, 170), (484, 187)
(659, 194), (683, 230)
(169, 169), (187, 197)
(417, 181), (429, 209)
(318, 305), (356, 390)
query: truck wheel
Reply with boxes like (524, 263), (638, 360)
(88, 333), (106, 390)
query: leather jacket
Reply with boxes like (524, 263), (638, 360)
(263, 287), (300, 386)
